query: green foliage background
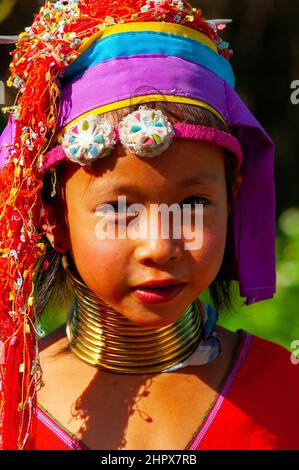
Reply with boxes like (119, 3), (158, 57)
(1, 0), (299, 354)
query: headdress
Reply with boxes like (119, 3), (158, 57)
(0, 0), (276, 449)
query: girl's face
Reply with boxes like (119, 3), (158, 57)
(44, 137), (240, 327)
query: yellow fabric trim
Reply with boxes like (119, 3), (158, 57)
(57, 95), (226, 140)
(79, 21), (218, 55)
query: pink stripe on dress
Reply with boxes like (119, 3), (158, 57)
(36, 406), (86, 450)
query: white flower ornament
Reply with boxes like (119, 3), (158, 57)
(61, 106), (175, 166)
(118, 106), (175, 158)
(62, 115), (117, 166)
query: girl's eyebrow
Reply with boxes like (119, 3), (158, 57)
(87, 181), (145, 198)
(88, 173), (220, 198)
(177, 174), (220, 186)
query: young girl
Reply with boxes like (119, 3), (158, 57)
(0, 0), (298, 451)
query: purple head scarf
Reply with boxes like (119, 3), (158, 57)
(0, 23), (276, 306)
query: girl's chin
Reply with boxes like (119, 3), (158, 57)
(96, 287), (194, 326)
(119, 302), (190, 328)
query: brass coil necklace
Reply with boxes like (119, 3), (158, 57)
(62, 254), (203, 374)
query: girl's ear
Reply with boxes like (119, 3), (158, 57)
(39, 201), (70, 253)
(228, 173), (243, 217)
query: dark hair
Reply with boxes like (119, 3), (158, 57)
(35, 101), (240, 322)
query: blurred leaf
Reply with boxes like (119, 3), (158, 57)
(0, 0), (17, 23)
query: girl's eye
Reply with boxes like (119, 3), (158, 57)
(180, 196), (210, 208)
(96, 203), (139, 218)
(95, 196), (209, 218)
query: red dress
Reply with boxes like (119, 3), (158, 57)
(33, 330), (299, 450)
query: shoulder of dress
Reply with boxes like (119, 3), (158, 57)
(235, 330), (299, 389)
(244, 331), (294, 359)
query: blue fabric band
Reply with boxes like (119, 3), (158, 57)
(64, 30), (235, 88)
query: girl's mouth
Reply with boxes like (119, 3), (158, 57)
(131, 283), (187, 304)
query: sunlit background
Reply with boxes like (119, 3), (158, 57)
(1, 0), (299, 350)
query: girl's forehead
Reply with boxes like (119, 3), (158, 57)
(64, 140), (225, 195)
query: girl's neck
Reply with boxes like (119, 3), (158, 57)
(62, 254), (204, 374)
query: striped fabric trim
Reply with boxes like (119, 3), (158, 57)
(58, 94), (227, 139)
(36, 405), (86, 450)
(64, 31), (234, 87)
(187, 331), (253, 450)
(79, 21), (218, 54)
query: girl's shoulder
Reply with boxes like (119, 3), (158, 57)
(236, 329), (299, 385)
(218, 327), (299, 408)
(38, 323), (68, 353)
(188, 328), (299, 450)
(221, 329), (299, 445)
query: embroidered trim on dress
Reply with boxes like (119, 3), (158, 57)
(36, 404), (86, 450)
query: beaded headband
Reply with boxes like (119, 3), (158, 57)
(42, 105), (242, 173)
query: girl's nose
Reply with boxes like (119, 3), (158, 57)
(134, 237), (183, 265)
(132, 205), (184, 265)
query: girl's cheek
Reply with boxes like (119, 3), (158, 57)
(189, 220), (227, 279)
(74, 235), (128, 270)
(69, 223), (131, 298)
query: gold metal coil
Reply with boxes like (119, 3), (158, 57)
(62, 254), (203, 374)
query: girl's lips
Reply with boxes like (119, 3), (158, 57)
(131, 283), (186, 304)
